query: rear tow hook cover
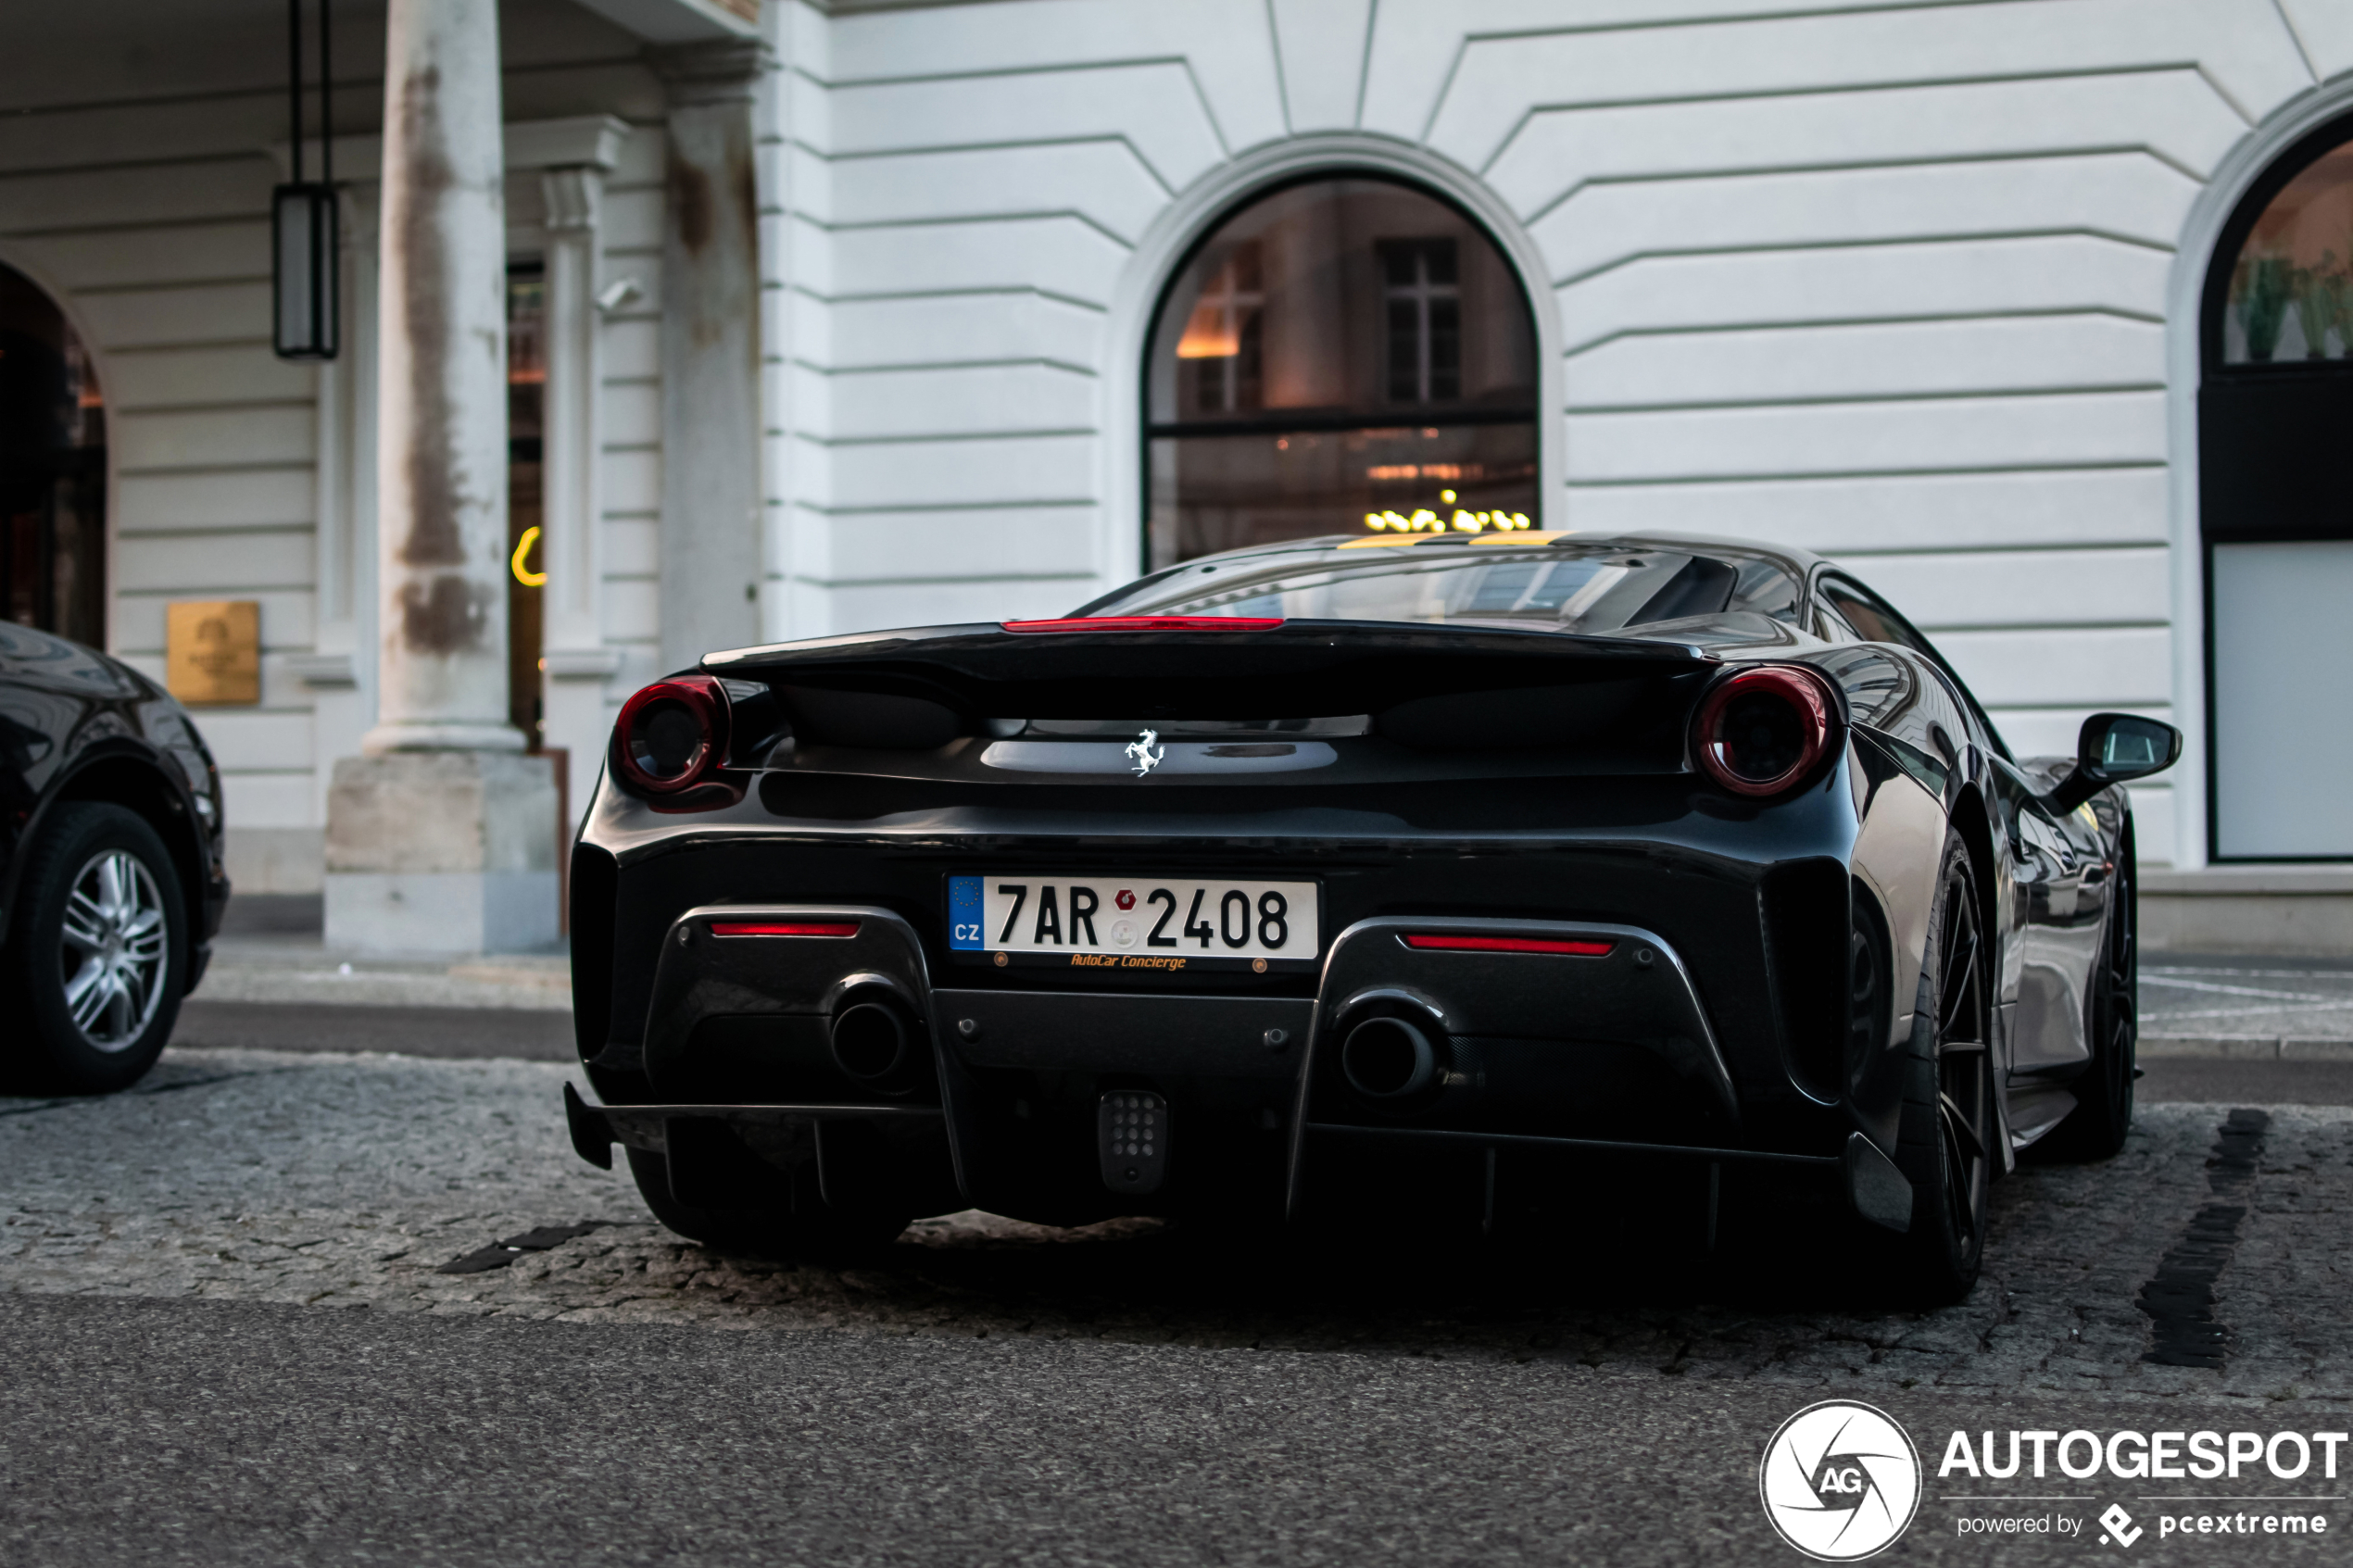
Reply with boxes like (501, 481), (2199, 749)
(1099, 1091), (1168, 1196)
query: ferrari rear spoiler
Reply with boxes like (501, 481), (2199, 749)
(702, 620), (1719, 754)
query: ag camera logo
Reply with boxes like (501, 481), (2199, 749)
(1760, 1400), (1923, 1561)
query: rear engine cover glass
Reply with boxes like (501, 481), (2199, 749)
(1088, 544), (1799, 634)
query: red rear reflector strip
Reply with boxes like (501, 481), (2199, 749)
(1403, 935), (1615, 957)
(708, 922), (861, 938)
(1000, 616), (1285, 633)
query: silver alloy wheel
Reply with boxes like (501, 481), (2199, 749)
(57, 848), (170, 1051)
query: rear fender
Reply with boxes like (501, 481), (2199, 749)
(1848, 743), (1949, 1061)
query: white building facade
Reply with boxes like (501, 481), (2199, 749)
(6, 0), (2352, 936)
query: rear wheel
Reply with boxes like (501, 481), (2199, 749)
(2, 802), (186, 1095)
(1888, 832), (1995, 1304)
(2043, 831), (2137, 1160)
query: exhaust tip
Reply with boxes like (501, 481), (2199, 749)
(1340, 1015), (1439, 1100)
(830, 997), (912, 1082)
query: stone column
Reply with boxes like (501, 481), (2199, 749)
(292, 177), (379, 894)
(538, 162), (624, 822)
(650, 39), (770, 673)
(323, 0), (558, 955)
(367, 0), (514, 753)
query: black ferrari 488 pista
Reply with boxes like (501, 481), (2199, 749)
(563, 530), (2178, 1301)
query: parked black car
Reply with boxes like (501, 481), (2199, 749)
(0, 623), (227, 1092)
(563, 531), (2178, 1301)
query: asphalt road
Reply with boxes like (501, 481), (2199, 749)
(2136, 1056), (2353, 1105)
(5, 1292), (2343, 1568)
(6, 993), (2348, 1567)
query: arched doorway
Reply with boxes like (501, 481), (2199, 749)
(2200, 116), (2353, 859)
(0, 262), (107, 646)
(1142, 175), (1539, 571)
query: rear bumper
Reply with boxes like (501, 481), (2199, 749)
(580, 900), (1870, 1227)
(563, 1083), (952, 1210)
(562, 1090), (1895, 1235)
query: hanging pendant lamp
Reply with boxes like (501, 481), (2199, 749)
(272, 0), (339, 361)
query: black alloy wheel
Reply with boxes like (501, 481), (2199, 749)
(1891, 832), (1995, 1303)
(2045, 832), (2138, 1160)
(3, 802), (187, 1094)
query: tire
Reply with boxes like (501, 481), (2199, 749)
(1887, 831), (1995, 1304)
(623, 1145), (909, 1261)
(2042, 829), (2137, 1161)
(2, 802), (187, 1095)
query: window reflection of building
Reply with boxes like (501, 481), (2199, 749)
(1144, 177), (1538, 570)
(1177, 242), (1263, 415)
(1379, 239), (1460, 404)
(0, 262), (107, 647)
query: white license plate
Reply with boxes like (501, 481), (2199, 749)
(949, 875), (1317, 963)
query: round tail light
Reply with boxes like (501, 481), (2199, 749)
(615, 675), (730, 795)
(1692, 665), (1837, 797)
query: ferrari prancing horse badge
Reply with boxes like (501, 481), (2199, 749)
(1126, 728), (1165, 776)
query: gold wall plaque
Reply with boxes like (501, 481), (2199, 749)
(166, 600), (260, 706)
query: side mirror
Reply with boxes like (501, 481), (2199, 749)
(2046, 712), (2182, 813)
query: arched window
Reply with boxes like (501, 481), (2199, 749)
(2200, 115), (2353, 859)
(0, 262), (106, 646)
(1143, 176), (1539, 570)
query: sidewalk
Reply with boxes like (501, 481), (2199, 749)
(2138, 954), (2353, 1060)
(195, 935), (572, 1011)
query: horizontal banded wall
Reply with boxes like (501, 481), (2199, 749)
(0, 0), (669, 890)
(1, 69), (326, 891)
(761, 0), (1147, 640)
(786, 0), (2353, 861)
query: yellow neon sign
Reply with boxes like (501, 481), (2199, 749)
(510, 525), (547, 588)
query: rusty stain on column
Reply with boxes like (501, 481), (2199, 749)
(367, 0), (519, 752)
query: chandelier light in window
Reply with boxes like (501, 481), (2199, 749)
(1363, 509), (1531, 533)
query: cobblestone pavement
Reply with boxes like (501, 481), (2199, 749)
(3, 1048), (2346, 1412)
